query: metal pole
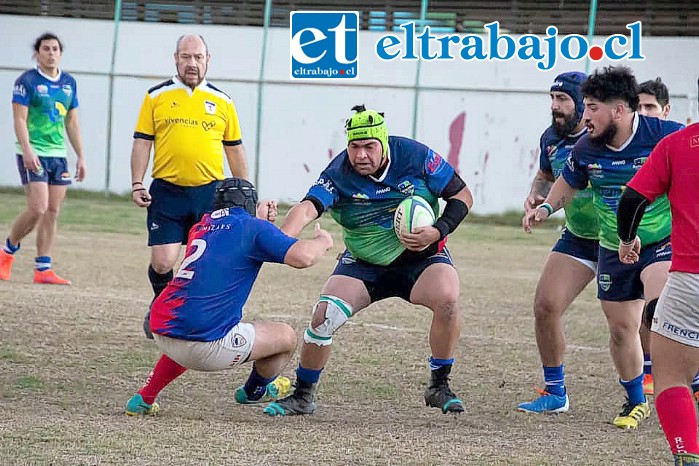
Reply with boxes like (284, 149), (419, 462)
(253, 0), (273, 191)
(104, 0), (122, 196)
(411, 0), (429, 139)
(585, 0), (598, 73)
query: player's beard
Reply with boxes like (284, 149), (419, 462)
(551, 111), (578, 137)
(589, 122), (618, 147)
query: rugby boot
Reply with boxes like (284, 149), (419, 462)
(34, 269), (71, 285)
(263, 380), (317, 416)
(424, 365), (464, 414)
(235, 376), (292, 404)
(517, 387), (569, 414)
(643, 373), (654, 396)
(613, 398), (650, 429)
(124, 393), (159, 416)
(0, 250), (14, 281)
(675, 453), (699, 466)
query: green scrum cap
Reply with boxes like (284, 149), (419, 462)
(345, 104), (389, 157)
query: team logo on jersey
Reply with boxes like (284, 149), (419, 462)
(598, 273), (612, 292)
(375, 187), (390, 195)
(211, 208), (230, 219)
(398, 180), (414, 196)
(691, 135), (699, 148)
(426, 150), (444, 174)
(36, 84), (48, 94)
(55, 102), (67, 117)
(201, 120), (215, 131)
(313, 177), (335, 194)
(62, 84), (72, 96)
(204, 100), (216, 114)
(587, 163), (603, 178)
(13, 84), (26, 97)
(351, 193), (369, 199)
(633, 157), (647, 170)
(546, 145), (557, 160)
(290, 11), (358, 80)
(231, 333), (247, 348)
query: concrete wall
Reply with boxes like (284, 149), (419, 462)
(1, 14), (697, 213)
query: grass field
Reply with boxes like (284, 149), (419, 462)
(0, 191), (674, 465)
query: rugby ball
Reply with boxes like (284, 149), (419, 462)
(394, 196), (436, 237)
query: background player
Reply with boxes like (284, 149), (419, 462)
(637, 77), (671, 120)
(0, 32), (86, 285)
(518, 72), (599, 414)
(616, 117), (699, 465)
(524, 66), (683, 429)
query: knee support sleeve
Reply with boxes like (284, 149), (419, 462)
(303, 295), (353, 347)
(643, 298), (658, 330)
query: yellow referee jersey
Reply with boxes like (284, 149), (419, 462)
(134, 77), (242, 187)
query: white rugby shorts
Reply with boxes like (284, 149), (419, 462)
(154, 322), (256, 371)
(652, 272), (699, 348)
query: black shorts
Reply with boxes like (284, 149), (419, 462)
(146, 178), (220, 246)
(332, 247), (455, 302)
(597, 237), (672, 301)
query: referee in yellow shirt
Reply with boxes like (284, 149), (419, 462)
(130, 34), (249, 338)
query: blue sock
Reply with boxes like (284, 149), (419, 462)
(620, 373), (645, 405)
(643, 353), (652, 375)
(3, 238), (19, 255)
(296, 365), (323, 384)
(692, 373), (699, 394)
(543, 365), (566, 396)
(243, 364), (275, 401)
(429, 356), (454, 371)
(35, 256), (51, 271)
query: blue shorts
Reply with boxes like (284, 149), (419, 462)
(551, 228), (599, 267)
(597, 237), (672, 301)
(332, 247), (454, 303)
(16, 154), (71, 186)
(146, 178), (221, 246)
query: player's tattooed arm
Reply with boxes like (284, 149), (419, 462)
(543, 176), (577, 214)
(525, 169), (555, 211)
(522, 176), (576, 232)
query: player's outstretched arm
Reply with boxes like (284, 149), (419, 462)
(283, 223), (333, 269)
(280, 200), (321, 238)
(522, 176), (577, 233)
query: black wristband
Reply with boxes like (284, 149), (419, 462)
(132, 181), (144, 186)
(434, 198), (469, 240)
(132, 188), (147, 193)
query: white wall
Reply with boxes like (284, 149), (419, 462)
(1, 14), (697, 213)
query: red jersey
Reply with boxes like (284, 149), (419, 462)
(628, 123), (699, 273)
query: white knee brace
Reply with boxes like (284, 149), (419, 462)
(303, 295), (353, 347)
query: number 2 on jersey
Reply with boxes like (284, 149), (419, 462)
(175, 239), (207, 280)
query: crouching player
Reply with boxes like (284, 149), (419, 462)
(125, 177), (334, 415)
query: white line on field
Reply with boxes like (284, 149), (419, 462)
(267, 315), (607, 353)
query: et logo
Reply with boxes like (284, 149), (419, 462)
(290, 11), (358, 80)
